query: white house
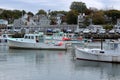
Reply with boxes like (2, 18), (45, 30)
(38, 15), (50, 26)
(56, 13), (65, 25)
(114, 19), (120, 33)
(75, 13), (85, 33)
(0, 19), (8, 25)
(56, 17), (61, 25)
(0, 19), (8, 29)
(13, 14), (51, 33)
(27, 14), (51, 26)
(13, 14), (51, 29)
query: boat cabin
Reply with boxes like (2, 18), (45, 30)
(53, 32), (76, 41)
(24, 32), (44, 43)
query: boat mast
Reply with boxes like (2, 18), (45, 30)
(101, 36), (103, 50)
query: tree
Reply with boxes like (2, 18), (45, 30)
(27, 12), (34, 16)
(104, 10), (120, 24)
(70, 1), (87, 13)
(103, 24), (113, 30)
(36, 9), (47, 15)
(92, 11), (105, 25)
(21, 10), (26, 15)
(85, 7), (98, 15)
(0, 9), (26, 23)
(66, 10), (78, 24)
(50, 11), (67, 16)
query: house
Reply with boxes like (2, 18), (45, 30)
(114, 19), (120, 33)
(38, 15), (50, 26)
(75, 13), (85, 33)
(0, 19), (8, 29)
(87, 24), (103, 33)
(13, 14), (51, 30)
(0, 19), (8, 25)
(56, 13), (65, 25)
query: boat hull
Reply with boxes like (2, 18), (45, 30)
(75, 47), (120, 63)
(8, 38), (67, 50)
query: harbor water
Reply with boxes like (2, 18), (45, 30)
(0, 43), (120, 80)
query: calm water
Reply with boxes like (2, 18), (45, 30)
(0, 43), (120, 80)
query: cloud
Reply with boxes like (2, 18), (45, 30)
(0, 0), (120, 14)
(108, 0), (120, 10)
(9, 0), (70, 11)
(12, 0), (47, 3)
(82, 0), (104, 9)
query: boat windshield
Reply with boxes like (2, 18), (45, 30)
(25, 35), (34, 39)
(36, 35), (44, 42)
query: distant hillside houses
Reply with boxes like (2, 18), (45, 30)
(33, 15), (50, 26)
(13, 14), (51, 29)
(13, 13), (68, 31)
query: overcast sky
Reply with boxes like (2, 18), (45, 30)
(0, 0), (120, 14)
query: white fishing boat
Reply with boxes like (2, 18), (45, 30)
(74, 40), (120, 63)
(7, 32), (68, 50)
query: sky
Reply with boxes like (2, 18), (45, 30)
(0, 0), (120, 14)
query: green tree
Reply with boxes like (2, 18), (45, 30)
(36, 9), (47, 15)
(103, 24), (113, 30)
(21, 10), (26, 15)
(0, 9), (26, 23)
(70, 1), (87, 13)
(66, 10), (78, 24)
(27, 12), (34, 16)
(92, 11), (105, 25)
(50, 11), (67, 16)
(104, 10), (120, 24)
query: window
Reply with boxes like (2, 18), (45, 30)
(31, 36), (34, 39)
(28, 36), (30, 39)
(25, 36), (28, 39)
(36, 36), (39, 40)
(60, 34), (63, 36)
(3, 35), (6, 38)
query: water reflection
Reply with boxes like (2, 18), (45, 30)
(8, 49), (68, 64)
(0, 45), (120, 80)
(74, 60), (120, 80)
(0, 45), (8, 61)
(0, 54), (7, 61)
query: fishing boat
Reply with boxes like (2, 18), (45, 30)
(45, 31), (86, 45)
(7, 32), (68, 50)
(74, 39), (120, 63)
